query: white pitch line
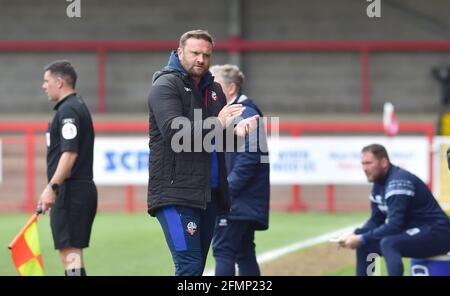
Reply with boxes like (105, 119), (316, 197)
(203, 223), (361, 276)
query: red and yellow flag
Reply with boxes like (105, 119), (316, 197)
(8, 214), (45, 276)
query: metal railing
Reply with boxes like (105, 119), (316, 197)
(1, 39), (450, 113)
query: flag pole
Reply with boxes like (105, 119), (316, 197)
(8, 205), (42, 249)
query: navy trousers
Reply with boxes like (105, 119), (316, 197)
(356, 225), (450, 276)
(212, 218), (260, 276)
(155, 196), (218, 276)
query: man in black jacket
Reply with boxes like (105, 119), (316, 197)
(147, 29), (259, 276)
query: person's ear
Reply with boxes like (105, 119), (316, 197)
(56, 77), (64, 89)
(381, 158), (389, 169)
(229, 83), (238, 97)
(177, 47), (183, 59)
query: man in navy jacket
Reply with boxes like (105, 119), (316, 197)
(341, 144), (450, 276)
(210, 64), (270, 276)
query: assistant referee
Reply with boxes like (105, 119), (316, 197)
(39, 60), (97, 276)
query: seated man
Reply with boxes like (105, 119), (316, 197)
(341, 143), (450, 276)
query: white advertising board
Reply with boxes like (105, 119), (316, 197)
(93, 136), (429, 186)
(269, 137), (429, 185)
(93, 137), (149, 185)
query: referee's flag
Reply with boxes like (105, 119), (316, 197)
(8, 213), (45, 276)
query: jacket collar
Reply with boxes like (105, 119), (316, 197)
(230, 93), (249, 104)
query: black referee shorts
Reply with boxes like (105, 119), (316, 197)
(50, 180), (97, 250)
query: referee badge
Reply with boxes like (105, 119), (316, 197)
(186, 222), (197, 235)
(61, 122), (77, 140)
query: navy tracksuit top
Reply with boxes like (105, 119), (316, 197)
(357, 165), (450, 244)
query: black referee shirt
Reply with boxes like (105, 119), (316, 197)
(46, 93), (95, 181)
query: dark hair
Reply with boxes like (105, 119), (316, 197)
(362, 143), (390, 161)
(179, 29), (214, 48)
(44, 60), (77, 88)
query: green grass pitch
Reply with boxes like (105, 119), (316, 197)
(1, 211), (367, 275)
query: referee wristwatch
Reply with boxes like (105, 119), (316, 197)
(49, 182), (60, 195)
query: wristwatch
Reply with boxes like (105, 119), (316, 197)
(49, 182), (60, 195)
